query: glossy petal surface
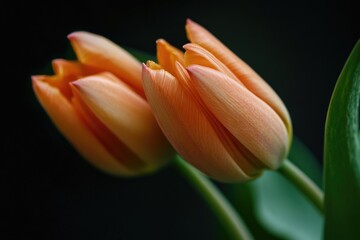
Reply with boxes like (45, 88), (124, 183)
(188, 65), (288, 169)
(32, 77), (136, 175)
(143, 64), (251, 182)
(186, 19), (292, 134)
(71, 73), (172, 169)
(68, 31), (144, 97)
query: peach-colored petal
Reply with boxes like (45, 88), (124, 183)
(70, 73), (173, 169)
(142, 64), (252, 182)
(173, 62), (263, 177)
(186, 19), (292, 135)
(31, 76), (138, 176)
(35, 59), (99, 100)
(52, 59), (88, 80)
(70, 91), (147, 172)
(183, 43), (242, 86)
(156, 39), (185, 76)
(187, 65), (289, 169)
(68, 31), (144, 97)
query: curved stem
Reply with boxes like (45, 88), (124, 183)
(174, 155), (253, 240)
(278, 159), (324, 213)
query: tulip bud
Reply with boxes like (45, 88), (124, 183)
(142, 19), (292, 182)
(32, 32), (174, 176)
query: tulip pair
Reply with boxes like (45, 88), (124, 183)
(142, 19), (292, 182)
(33, 20), (291, 182)
(32, 32), (173, 176)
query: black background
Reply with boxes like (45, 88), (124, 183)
(2, 1), (359, 240)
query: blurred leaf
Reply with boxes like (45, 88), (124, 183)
(222, 181), (285, 240)
(324, 39), (360, 239)
(225, 136), (323, 240)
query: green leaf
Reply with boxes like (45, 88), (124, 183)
(225, 136), (324, 240)
(324, 39), (360, 239)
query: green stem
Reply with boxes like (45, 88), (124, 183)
(278, 159), (324, 213)
(174, 155), (253, 240)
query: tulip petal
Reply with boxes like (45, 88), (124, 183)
(70, 73), (172, 169)
(142, 64), (253, 182)
(186, 19), (292, 134)
(71, 92), (147, 172)
(48, 59), (100, 99)
(188, 65), (289, 169)
(156, 39), (185, 76)
(32, 76), (137, 176)
(173, 61), (264, 177)
(183, 43), (241, 85)
(68, 31), (144, 97)
(51, 59), (100, 81)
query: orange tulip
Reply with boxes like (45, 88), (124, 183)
(142, 19), (292, 182)
(32, 32), (173, 176)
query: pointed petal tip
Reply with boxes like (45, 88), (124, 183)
(156, 39), (172, 51)
(31, 75), (49, 84)
(68, 80), (84, 97)
(142, 62), (149, 70)
(186, 64), (203, 74)
(69, 79), (79, 88)
(70, 72), (117, 90)
(187, 65), (224, 86)
(142, 62), (159, 78)
(156, 39), (169, 50)
(31, 75), (55, 98)
(182, 43), (192, 50)
(156, 38), (166, 44)
(182, 43), (204, 53)
(67, 31), (99, 45)
(51, 58), (68, 65)
(186, 18), (194, 25)
(31, 75), (40, 82)
(67, 32), (78, 41)
(67, 31), (86, 41)
(68, 73), (98, 93)
(142, 63), (152, 78)
(31, 76), (44, 92)
(185, 18), (203, 30)
(51, 58), (66, 74)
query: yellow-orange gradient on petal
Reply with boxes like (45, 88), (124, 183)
(32, 32), (174, 176)
(142, 19), (292, 182)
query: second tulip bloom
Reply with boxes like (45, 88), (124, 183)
(32, 31), (174, 177)
(142, 19), (292, 182)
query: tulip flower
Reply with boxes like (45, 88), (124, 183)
(32, 32), (173, 176)
(142, 19), (292, 182)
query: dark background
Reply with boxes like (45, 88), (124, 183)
(2, 1), (359, 240)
